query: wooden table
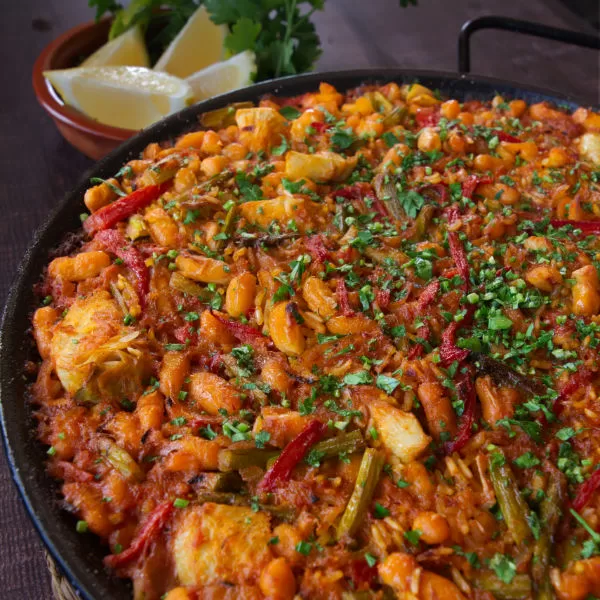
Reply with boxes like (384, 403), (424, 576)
(0, 0), (597, 597)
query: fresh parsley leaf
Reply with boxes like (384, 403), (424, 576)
(404, 529), (422, 545)
(397, 190), (425, 219)
(279, 106), (301, 120)
(514, 451), (541, 469)
(224, 16), (262, 55)
(376, 374), (401, 394)
(236, 171), (263, 201)
(343, 370), (373, 386)
(489, 553), (516, 584)
(373, 503), (390, 519)
(255, 431), (271, 448)
(305, 448), (326, 468)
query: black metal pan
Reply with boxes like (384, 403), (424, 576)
(1, 16), (598, 600)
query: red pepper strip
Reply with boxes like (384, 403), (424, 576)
(370, 194), (389, 219)
(420, 183), (449, 205)
(84, 183), (168, 236)
(461, 175), (492, 200)
(349, 558), (378, 587)
(444, 372), (476, 454)
(573, 468), (600, 513)
(496, 131), (522, 143)
(415, 107), (440, 127)
(439, 321), (469, 367)
(174, 324), (198, 346)
(104, 501), (174, 569)
(211, 312), (273, 348)
(550, 220), (600, 234)
(305, 234), (331, 263)
(95, 229), (150, 307)
(444, 205), (461, 225)
(553, 368), (594, 415)
(310, 121), (329, 133)
(416, 280), (440, 313)
(376, 288), (391, 310)
(258, 420), (327, 493)
(336, 279), (355, 317)
(447, 231), (470, 291)
(407, 325), (430, 360)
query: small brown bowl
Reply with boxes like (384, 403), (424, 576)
(32, 18), (138, 160)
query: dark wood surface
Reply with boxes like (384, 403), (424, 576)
(1, 0), (598, 598)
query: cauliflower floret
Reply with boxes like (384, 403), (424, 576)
(173, 503), (273, 587)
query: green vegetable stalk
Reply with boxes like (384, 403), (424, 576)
(337, 448), (384, 540)
(488, 450), (531, 545)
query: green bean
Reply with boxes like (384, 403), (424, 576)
(216, 205), (236, 251)
(218, 447), (280, 471)
(373, 173), (404, 220)
(169, 272), (213, 302)
(312, 430), (365, 459)
(381, 106), (407, 127)
(472, 572), (532, 600)
(195, 491), (296, 521)
(200, 102), (254, 129)
(98, 437), (144, 482)
(337, 448), (384, 540)
(191, 471), (244, 493)
(489, 452), (531, 545)
(412, 204), (436, 241)
(532, 471), (565, 599)
(366, 91), (393, 113)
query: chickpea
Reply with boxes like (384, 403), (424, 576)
(543, 147), (570, 168)
(525, 265), (563, 293)
(200, 130), (223, 155)
(440, 99), (460, 120)
(447, 131), (466, 154)
(223, 142), (248, 161)
(163, 588), (192, 600)
(261, 358), (292, 395)
(268, 301), (305, 356)
(48, 251), (111, 282)
(32, 306), (58, 359)
(259, 558), (296, 600)
(188, 371), (242, 415)
(225, 272), (257, 318)
(572, 265), (600, 317)
(174, 167), (197, 193)
(412, 511), (450, 545)
(417, 127), (442, 152)
(84, 181), (117, 212)
(200, 155), (229, 178)
(458, 111), (474, 126)
(175, 131), (205, 149)
(509, 99), (527, 118)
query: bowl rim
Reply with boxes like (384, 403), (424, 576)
(31, 16), (138, 141)
(5, 68), (599, 600)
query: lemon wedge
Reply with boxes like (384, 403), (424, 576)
(186, 51), (256, 101)
(44, 66), (193, 130)
(81, 26), (149, 68)
(153, 6), (227, 79)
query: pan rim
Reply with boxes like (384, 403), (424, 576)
(1, 67), (597, 600)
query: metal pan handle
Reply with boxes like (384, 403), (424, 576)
(458, 15), (600, 73)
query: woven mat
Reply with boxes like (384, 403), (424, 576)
(45, 553), (79, 600)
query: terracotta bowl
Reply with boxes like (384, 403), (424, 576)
(32, 18), (137, 160)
